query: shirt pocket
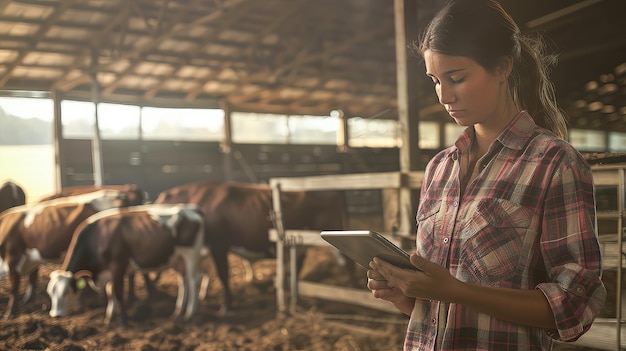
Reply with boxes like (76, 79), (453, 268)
(459, 198), (533, 285)
(415, 199), (442, 258)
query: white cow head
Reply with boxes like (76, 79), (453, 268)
(47, 270), (88, 317)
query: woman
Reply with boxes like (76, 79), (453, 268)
(366, 1), (607, 350)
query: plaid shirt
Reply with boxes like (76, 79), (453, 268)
(406, 111), (606, 351)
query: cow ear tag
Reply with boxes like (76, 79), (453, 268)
(76, 278), (87, 290)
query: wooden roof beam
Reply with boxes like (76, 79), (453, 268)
(184, 0), (312, 101)
(54, 0), (248, 95)
(143, 0), (256, 100)
(52, 3), (132, 92)
(0, 0), (74, 88)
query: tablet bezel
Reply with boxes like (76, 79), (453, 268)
(320, 230), (417, 270)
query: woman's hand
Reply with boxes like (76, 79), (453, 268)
(366, 268), (416, 315)
(368, 254), (460, 306)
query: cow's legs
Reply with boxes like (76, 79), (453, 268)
(3, 244), (24, 320)
(104, 281), (116, 325)
(142, 272), (158, 298)
(126, 273), (137, 306)
(172, 270), (186, 319)
(4, 267), (20, 320)
(105, 262), (129, 327)
(181, 254), (200, 320)
(127, 272), (158, 306)
(211, 246), (231, 314)
(22, 267), (38, 303)
(198, 273), (211, 301)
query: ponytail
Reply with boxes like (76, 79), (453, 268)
(510, 35), (569, 139)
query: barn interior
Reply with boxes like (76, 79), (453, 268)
(0, 0), (625, 350)
(0, 0), (624, 187)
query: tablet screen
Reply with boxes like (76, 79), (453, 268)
(320, 230), (417, 270)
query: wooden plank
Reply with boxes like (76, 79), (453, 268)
(269, 229), (405, 248)
(323, 320), (393, 337)
(599, 233), (626, 270)
(269, 171), (423, 192)
(591, 167), (625, 186)
(298, 281), (400, 314)
(269, 229), (326, 246)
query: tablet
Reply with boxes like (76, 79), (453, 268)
(320, 230), (418, 270)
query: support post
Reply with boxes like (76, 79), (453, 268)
(51, 90), (64, 191)
(220, 100), (233, 181)
(90, 48), (104, 186)
(394, 0), (421, 238)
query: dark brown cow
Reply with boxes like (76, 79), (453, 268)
(154, 181), (346, 312)
(0, 181), (26, 214)
(47, 204), (204, 327)
(0, 187), (145, 319)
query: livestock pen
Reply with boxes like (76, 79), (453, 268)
(270, 165), (626, 351)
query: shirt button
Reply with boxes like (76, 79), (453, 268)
(443, 237), (449, 243)
(431, 318), (437, 324)
(573, 285), (585, 296)
(452, 201), (458, 207)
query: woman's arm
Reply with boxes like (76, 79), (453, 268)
(370, 254), (556, 329)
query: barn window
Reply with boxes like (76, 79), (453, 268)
(231, 112), (289, 144)
(348, 117), (400, 148)
(61, 100), (94, 139)
(418, 121), (440, 149)
(232, 112), (341, 145)
(61, 101), (141, 140)
(0, 96), (55, 202)
(141, 107), (223, 141)
(444, 123), (465, 147)
(569, 128), (606, 152)
(98, 103), (140, 139)
(0, 96), (53, 144)
(288, 115), (339, 145)
(608, 132), (626, 152)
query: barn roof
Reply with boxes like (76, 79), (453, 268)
(0, 0), (624, 132)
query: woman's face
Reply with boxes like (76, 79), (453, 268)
(423, 50), (510, 128)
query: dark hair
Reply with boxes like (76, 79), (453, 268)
(414, 0), (568, 139)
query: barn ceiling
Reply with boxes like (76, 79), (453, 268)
(0, 0), (624, 132)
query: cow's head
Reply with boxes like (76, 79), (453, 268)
(47, 270), (92, 317)
(117, 185), (146, 207)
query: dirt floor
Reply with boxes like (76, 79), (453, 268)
(0, 246), (615, 351)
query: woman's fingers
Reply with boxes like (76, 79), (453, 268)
(367, 269), (386, 280)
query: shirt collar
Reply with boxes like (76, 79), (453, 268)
(497, 110), (537, 150)
(450, 110), (537, 156)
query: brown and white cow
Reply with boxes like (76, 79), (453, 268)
(47, 204), (204, 326)
(0, 187), (145, 319)
(38, 184), (153, 301)
(0, 181), (26, 214)
(154, 180), (346, 313)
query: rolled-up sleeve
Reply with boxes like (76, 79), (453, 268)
(536, 156), (607, 341)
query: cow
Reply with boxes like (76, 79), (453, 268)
(37, 184), (154, 301)
(0, 187), (145, 319)
(0, 181), (26, 214)
(154, 180), (346, 313)
(47, 204), (205, 327)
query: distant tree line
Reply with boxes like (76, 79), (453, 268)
(0, 107), (52, 145)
